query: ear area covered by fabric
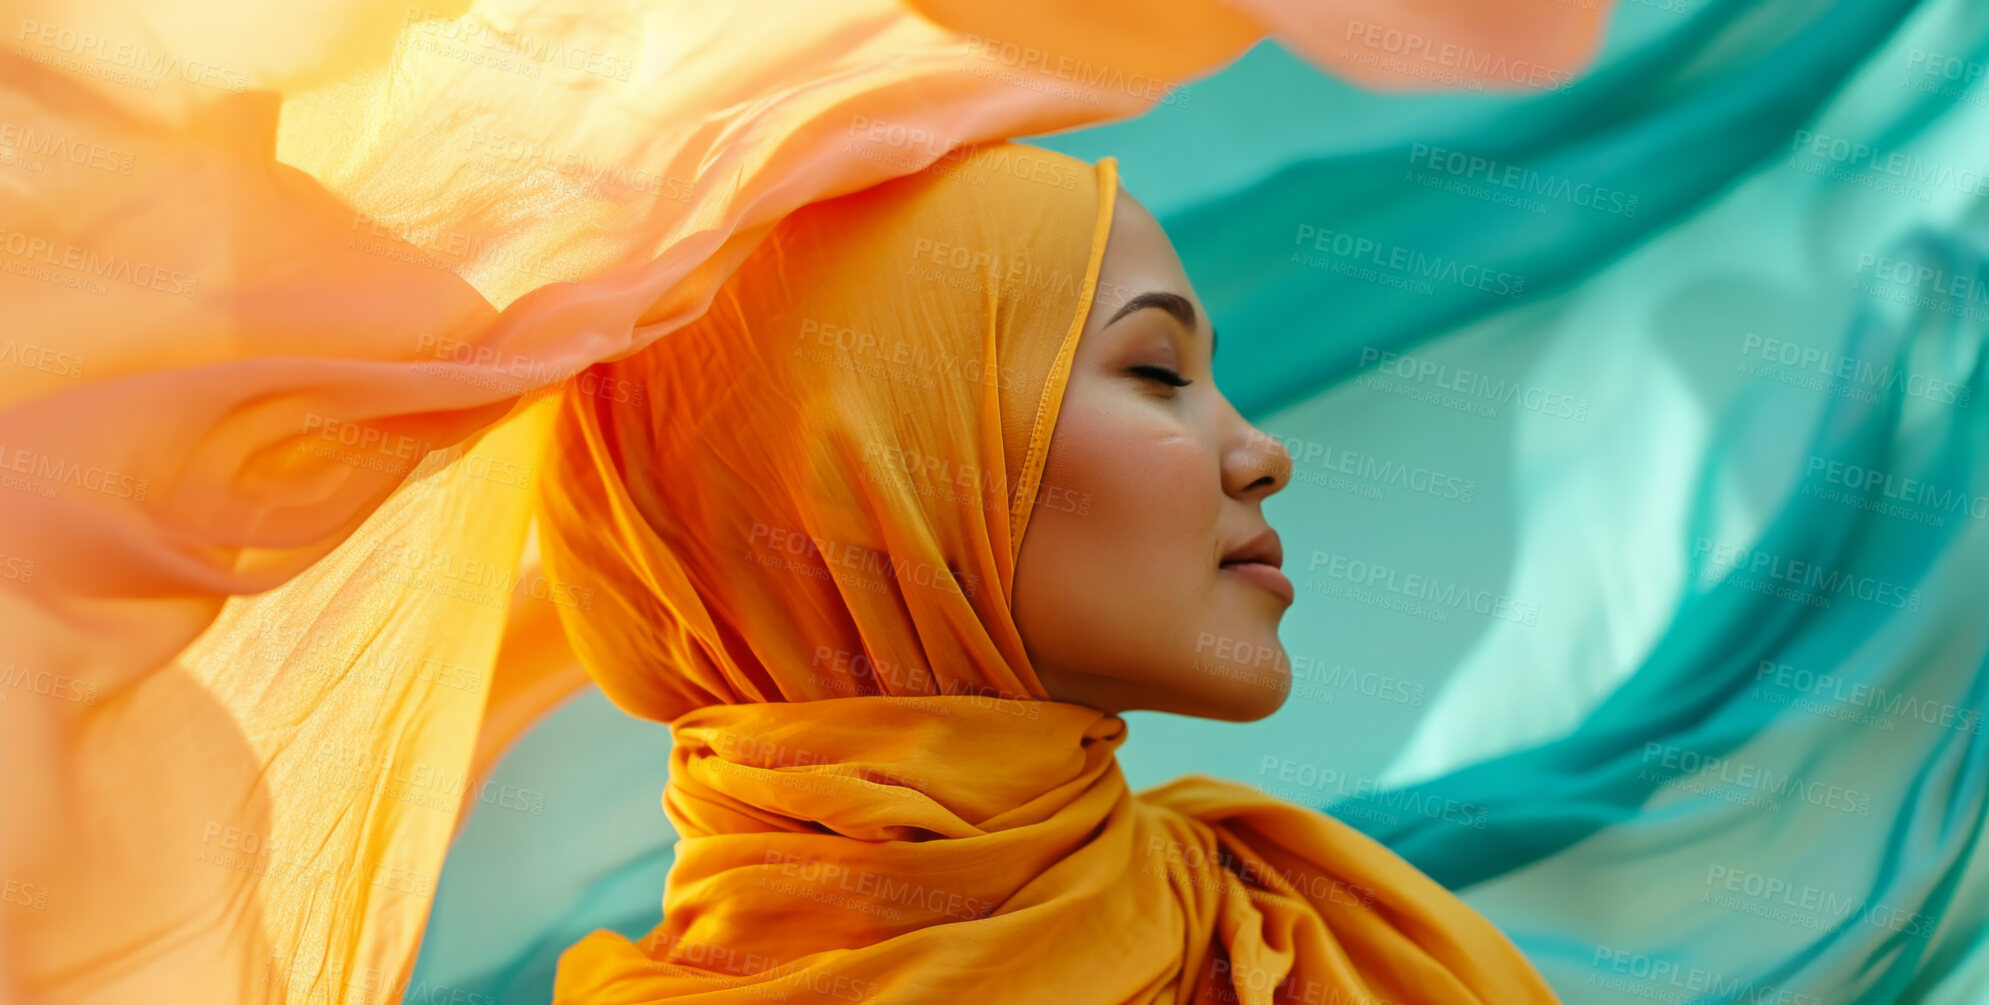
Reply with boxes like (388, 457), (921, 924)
(533, 143), (1119, 724)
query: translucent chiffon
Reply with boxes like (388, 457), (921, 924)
(0, 0), (1610, 1001)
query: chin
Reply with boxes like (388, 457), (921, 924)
(1180, 630), (1291, 722)
(1216, 669), (1292, 722)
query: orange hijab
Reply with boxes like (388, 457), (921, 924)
(536, 142), (1560, 1004)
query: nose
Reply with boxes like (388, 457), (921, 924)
(1224, 414), (1293, 500)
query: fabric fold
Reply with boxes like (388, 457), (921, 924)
(552, 698), (1555, 1004)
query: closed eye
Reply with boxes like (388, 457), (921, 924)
(1128, 364), (1193, 388)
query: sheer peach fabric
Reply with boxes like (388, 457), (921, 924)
(0, 1), (1607, 1001)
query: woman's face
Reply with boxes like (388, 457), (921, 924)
(1014, 189), (1295, 722)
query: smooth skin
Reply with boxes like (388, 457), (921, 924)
(1014, 188), (1296, 723)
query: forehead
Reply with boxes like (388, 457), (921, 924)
(1083, 188), (1206, 341)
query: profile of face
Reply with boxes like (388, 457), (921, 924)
(1013, 189), (1295, 723)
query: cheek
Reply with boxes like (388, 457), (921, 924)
(1013, 382), (1231, 699)
(1041, 398), (1217, 551)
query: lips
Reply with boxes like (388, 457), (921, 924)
(1220, 527), (1283, 570)
(1220, 527), (1293, 604)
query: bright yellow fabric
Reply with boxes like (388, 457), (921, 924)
(536, 141), (1560, 1004)
(0, 1), (1606, 1001)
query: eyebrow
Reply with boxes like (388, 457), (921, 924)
(1106, 290), (1217, 354)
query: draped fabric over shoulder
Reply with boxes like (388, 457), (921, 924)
(537, 140), (1560, 1004)
(0, 1), (1610, 1001)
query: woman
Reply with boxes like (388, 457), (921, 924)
(534, 140), (1559, 1003)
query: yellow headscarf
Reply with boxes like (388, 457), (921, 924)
(536, 142), (1561, 1004)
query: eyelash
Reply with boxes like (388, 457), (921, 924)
(1128, 364), (1193, 388)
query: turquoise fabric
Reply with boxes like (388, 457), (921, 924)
(406, 689), (674, 1004)
(411, 1), (1989, 1001)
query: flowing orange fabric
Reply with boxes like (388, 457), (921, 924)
(536, 141), (1560, 1004)
(0, 1), (1608, 1001)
